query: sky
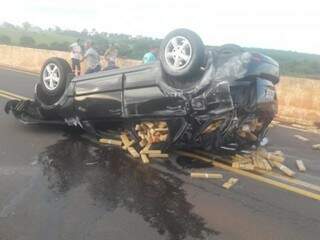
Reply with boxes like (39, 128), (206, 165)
(1, 0), (320, 54)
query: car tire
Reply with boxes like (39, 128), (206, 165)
(39, 57), (72, 98)
(160, 29), (205, 78)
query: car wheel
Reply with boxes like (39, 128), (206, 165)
(160, 29), (205, 78)
(40, 58), (72, 98)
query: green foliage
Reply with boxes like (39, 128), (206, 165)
(49, 41), (71, 51)
(1, 22), (15, 29)
(19, 35), (36, 47)
(245, 48), (320, 78)
(22, 22), (31, 31)
(0, 34), (11, 44)
(90, 35), (109, 55)
(37, 43), (50, 50)
(0, 25), (75, 46)
(1, 22), (320, 78)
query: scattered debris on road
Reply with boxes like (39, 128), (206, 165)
(135, 121), (168, 145)
(260, 137), (269, 146)
(140, 154), (150, 164)
(148, 153), (169, 158)
(121, 133), (140, 158)
(269, 120), (280, 128)
(259, 149), (285, 163)
(273, 150), (284, 157)
(176, 150), (320, 201)
(294, 135), (309, 142)
(86, 161), (98, 166)
(273, 161), (296, 177)
(231, 148), (296, 177)
(223, 178), (239, 189)
(190, 172), (223, 179)
(99, 130), (300, 180)
(99, 129), (310, 192)
(99, 122), (169, 164)
(312, 144), (320, 150)
(120, 134), (135, 151)
(99, 138), (122, 146)
(296, 160), (306, 172)
(30, 160), (38, 166)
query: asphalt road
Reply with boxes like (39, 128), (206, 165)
(0, 67), (320, 240)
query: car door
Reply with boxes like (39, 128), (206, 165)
(73, 70), (123, 120)
(123, 64), (187, 117)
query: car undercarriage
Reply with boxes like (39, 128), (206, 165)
(5, 29), (279, 151)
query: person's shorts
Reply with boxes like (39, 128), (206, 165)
(71, 58), (81, 71)
(85, 65), (101, 74)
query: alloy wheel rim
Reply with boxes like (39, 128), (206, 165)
(43, 63), (60, 91)
(164, 36), (192, 70)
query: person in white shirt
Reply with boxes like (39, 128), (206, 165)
(70, 39), (82, 76)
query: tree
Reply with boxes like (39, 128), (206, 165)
(1, 22), (16, 29)
(31, 26), (43, 32)
(90, 28), (97, 36)
(0, 35), (11, 44)
(81, 28), (89, 37)
(22, 22), (31, 31)
(37, 43), (50, 50)
(49, 41), (70, 51)
(63, 30), (81, 38)
(54, 26), (62, 33)
(91, 35), (109, 54)
(19, 35), (36, 47)
(2, 21), (319, 78)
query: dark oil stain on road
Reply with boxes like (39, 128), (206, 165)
(37, 135), (218, 240)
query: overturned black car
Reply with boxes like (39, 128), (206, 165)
(5, 29), (279, 150)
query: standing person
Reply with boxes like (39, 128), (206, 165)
(103, 46), (119, 71)
(70, 39), (82, 76)
(81, 40), (101, 74)
(143, 47), (158, 64)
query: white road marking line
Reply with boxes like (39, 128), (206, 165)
(175, 150), (320, 201)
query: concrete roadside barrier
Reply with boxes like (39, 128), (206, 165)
(0, 44), (140, 74)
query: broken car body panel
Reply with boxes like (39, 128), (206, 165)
(5, 47), (279, 149)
